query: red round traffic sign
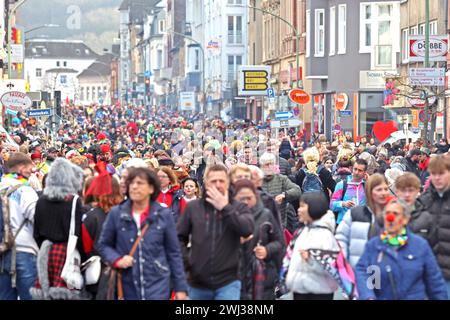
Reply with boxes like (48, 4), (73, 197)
(289, 89), (310, 105)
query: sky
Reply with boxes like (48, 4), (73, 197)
(17, 0), (122, 54)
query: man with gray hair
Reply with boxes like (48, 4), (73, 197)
(264, 139), (292, 176)
(259, 153), (301, 232)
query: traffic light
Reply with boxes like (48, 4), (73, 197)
(145, 78), (150, 96)
(11, 27), (17, 43)
(54, 91), (61, 117)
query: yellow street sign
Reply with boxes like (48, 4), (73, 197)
(244, 77), (268, 84)
(245, 84), (268, 90)
(243, 71), (267, 77)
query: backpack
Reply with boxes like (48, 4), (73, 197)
(301, 166), (324, 194)
(0, 185), (25, 254)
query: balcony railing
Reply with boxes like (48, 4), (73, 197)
(228, 32), (243, 44)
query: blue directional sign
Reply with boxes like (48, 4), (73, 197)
(339, 110), (352, 117)
(275, 111), (294, 120)
(26, 109), (51, 117)
(267, 87), (276, 98)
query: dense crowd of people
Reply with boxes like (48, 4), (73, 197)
(0, 103), (450, 300)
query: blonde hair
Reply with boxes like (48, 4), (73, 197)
(365, 173), (389, 213)
(302, 147), (320, 173)
(229, 163), (251, 181)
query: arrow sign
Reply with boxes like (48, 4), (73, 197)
(275, 111), (294, 120)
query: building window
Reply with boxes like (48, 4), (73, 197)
(338, 4), (346, 54)
(410, 25), (418, 35)
(429, 20), (438, 35)
(92, 87), (96, 101)
(419, 23), (426, 35)
(56, 61), (60, 67)
(401, 28), (409, 63)
(80, 87), (84, 101)
(195, 49), (200, 71)
(314, 9), (325, 57)
(306, 10), (310, 57)
(329, 6), (336, 56)
(36, 68), (42, 77)
(63, 61), (67, 67)
(159, 20), (165, 33)
(228, 16), (243, 44)
(228, 55), (242, 82)
(228, 0), (242, 4)
(157, 49), (163, 69)
(60, 75), (67, 84)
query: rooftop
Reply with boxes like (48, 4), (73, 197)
(25, 39), (99, 60)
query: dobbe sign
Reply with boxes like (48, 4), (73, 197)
(1, 91), (32, 113)
(409, 35), (448, 62)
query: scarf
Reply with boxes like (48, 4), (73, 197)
(3, 173), (30, 186)
(380, 228), (408, 247)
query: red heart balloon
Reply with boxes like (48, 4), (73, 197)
(373, 120), (398, 142)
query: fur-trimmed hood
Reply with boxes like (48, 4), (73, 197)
(43, 158), (84, 200)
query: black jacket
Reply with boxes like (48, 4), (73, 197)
(405, 157), (420, 178)
(417, 184), (450, 280)
(408, 202), (437, 248)
(177, 197), (254, 290)
(240, 201), (282, 300)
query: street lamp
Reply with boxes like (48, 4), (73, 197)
(248, 4), (301, 89)
(24, 24), (59, 35)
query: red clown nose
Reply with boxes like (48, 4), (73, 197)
(386, 213), (395, 222)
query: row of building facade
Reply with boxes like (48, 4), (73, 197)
(118, 0), (450, 141)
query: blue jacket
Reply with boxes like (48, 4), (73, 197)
(97, 200), (188, 300)
(355, 231), (448, 300)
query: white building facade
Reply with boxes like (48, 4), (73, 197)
(201, 0), (248, 117)
(24, 39), (98, 103)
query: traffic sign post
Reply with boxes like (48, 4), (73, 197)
(409, 68), (445, 86)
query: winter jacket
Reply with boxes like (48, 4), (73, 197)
(240, 201), (283, 300)
(157, 186), (183, 223)
(335, 205), (383, 268)
(0, 176), (38, 255)
(330, 176), (366, 225)
(405, 157), (420, 178)
(356, 231), (448, 300)
(418, 157), (430, 185)
(285, 211), (339, 294)
(34, 195), (85, 258)
(417, 184), (450, 280)
(277, 156), (292, 176)
(97, 200), (188, 300)
(177, 197), (254, 290)
(279, 140), (292, 160)
(408, 202), (436, 248)
(262, 174), (301, 229)
(292, 166), (336, 202)
(258, 188), (282, 232)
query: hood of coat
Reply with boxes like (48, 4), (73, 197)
(310, 210), (336, 234)
(43, 157), (84, 200)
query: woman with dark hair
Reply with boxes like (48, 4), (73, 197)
(156, 167), (183, 222)
(234, 179), (283, 300)
(97, 167), (188, 300)
(179, 177), (201, 214)
(284, 192), (339, 300)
